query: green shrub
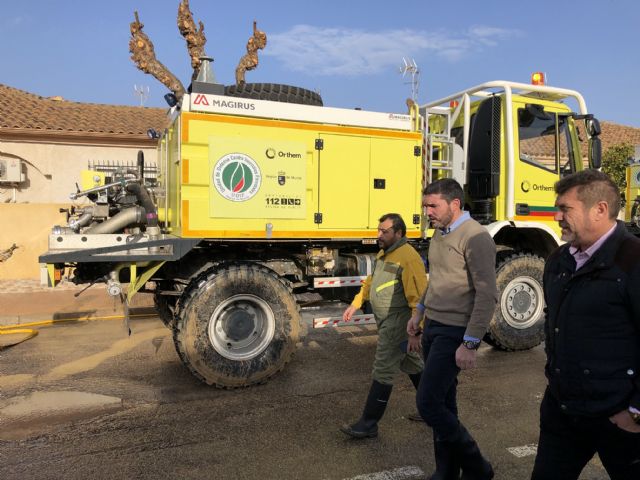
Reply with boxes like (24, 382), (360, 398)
(601, 143), (634, 195)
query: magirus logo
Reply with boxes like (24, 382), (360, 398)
(213, 153), (262, 202)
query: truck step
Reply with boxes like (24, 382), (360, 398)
(313, 276), (366, 288)
(312, 314), (376, 328)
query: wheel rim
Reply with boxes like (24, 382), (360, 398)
(500, 275), (544, 329)
(208, 294), (275, 361)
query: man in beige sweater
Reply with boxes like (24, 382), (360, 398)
(407, 178), (497, 479)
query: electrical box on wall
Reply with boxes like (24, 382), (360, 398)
(0, 158), (25, 183)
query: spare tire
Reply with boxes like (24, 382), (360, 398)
(224, 83), (323, 106)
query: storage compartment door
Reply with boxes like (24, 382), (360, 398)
(369, 138), (421, 230)
(318, 134), (370, 229)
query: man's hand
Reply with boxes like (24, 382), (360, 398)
(609, 409), (640, 433)
(343, 305), (357, 322)
(407, 313), (421, 336)
(455, 344), (477, 370)
(407, 334), (422, 353)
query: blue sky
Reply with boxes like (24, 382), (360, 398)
(2, 0), (638, 127)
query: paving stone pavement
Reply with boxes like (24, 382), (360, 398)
(0, 278), (154, 326)
(0, 279), (85, 294)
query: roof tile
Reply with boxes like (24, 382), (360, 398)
(1, 83), (639, 152)
(0, 83), (168, 138)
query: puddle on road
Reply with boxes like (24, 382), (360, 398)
(0, 390), (123, 441)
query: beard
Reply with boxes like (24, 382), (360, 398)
(559, 223), (577, 245)
(429, 211), (453, 230)
(378, 238), (392, 249)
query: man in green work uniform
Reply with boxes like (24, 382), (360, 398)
(340, 213), (427, 438)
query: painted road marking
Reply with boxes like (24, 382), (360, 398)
(340, 466), (425, 480)
(507, 444), (538, 457)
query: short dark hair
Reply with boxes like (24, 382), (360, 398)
(555, 170), (620, 220)
(422, 178), (464, 204)
(378, 213), (406, 236)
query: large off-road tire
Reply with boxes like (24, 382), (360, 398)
(224, 83), (323, 106)
(154, 290), (175, 328)
(485, 253), (545, 351)
(174, 264), (301, 387)
(154, 281), (184, 329)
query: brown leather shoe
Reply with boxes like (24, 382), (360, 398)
(407, 411), (424, 422)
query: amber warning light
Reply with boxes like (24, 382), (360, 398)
(531, 72), (545, 86)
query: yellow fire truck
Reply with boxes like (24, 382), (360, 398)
(40, 68), (601, 387)
(625, 146), (640, 232)
(422, 74), (601, 351)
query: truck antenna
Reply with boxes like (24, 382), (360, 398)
(398, 57), (420, 103)
(133, 84), (150, 107)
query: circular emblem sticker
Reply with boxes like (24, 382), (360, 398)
(213, 153), (262, 202)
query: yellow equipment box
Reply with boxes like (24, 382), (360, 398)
(159, 94), (423, 240)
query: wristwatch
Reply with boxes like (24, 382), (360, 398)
(462, 339), (481, 350)
(629, 407), (640, 424)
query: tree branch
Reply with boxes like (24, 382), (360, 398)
(235, 21), (267, 85)
(177, 0), (207, 81)
(129, 11), (186, 100)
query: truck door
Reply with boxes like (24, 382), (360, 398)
(317, 134), (370, 229)
(513, 103), (576, 228)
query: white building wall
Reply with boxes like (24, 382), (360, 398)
(0, 140), (157, 204)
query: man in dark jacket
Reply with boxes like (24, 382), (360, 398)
(531, 170), (640, 480)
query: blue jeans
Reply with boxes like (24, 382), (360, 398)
(416, 320), (466, 441)
(531, 389), (640, 480)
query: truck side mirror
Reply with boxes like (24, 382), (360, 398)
(587, 118), (601, 137)
(589, 136), (602, 169)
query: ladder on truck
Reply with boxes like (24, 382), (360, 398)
(421, 106), (458, 187)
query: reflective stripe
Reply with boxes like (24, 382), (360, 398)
(375, 279), (398, 293)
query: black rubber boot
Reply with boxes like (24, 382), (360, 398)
(408, 372), (422, 389)
(428, 433), (461, 480)
(340, 380), (392, 438)
(455, 424), (494, 480)
(406, 372), (425, 422)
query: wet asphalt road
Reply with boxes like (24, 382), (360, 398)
(0, 307), (609, 480)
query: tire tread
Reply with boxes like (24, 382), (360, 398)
(174, 262), (300, 388)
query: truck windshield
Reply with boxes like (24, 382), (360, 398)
(518, 105), (574, 176)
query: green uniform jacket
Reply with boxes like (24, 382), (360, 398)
(351, 237), (428, 384)
(351, 237), (427, 320)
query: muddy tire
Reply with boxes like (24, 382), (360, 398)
(224, 83), (323, 106)
(485, 253), (545, 351)
(174, 264), (300, 387)
(154, 281), (182, 329)
(154, 292), (175, 328)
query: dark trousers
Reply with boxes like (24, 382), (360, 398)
(416, 320), (465, 441)
(531, 388), (640, 480)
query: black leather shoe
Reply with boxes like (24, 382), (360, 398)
(455, 425), (493, 480)
(407, 411), (424, 422)
(428, 432), (461, 480)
